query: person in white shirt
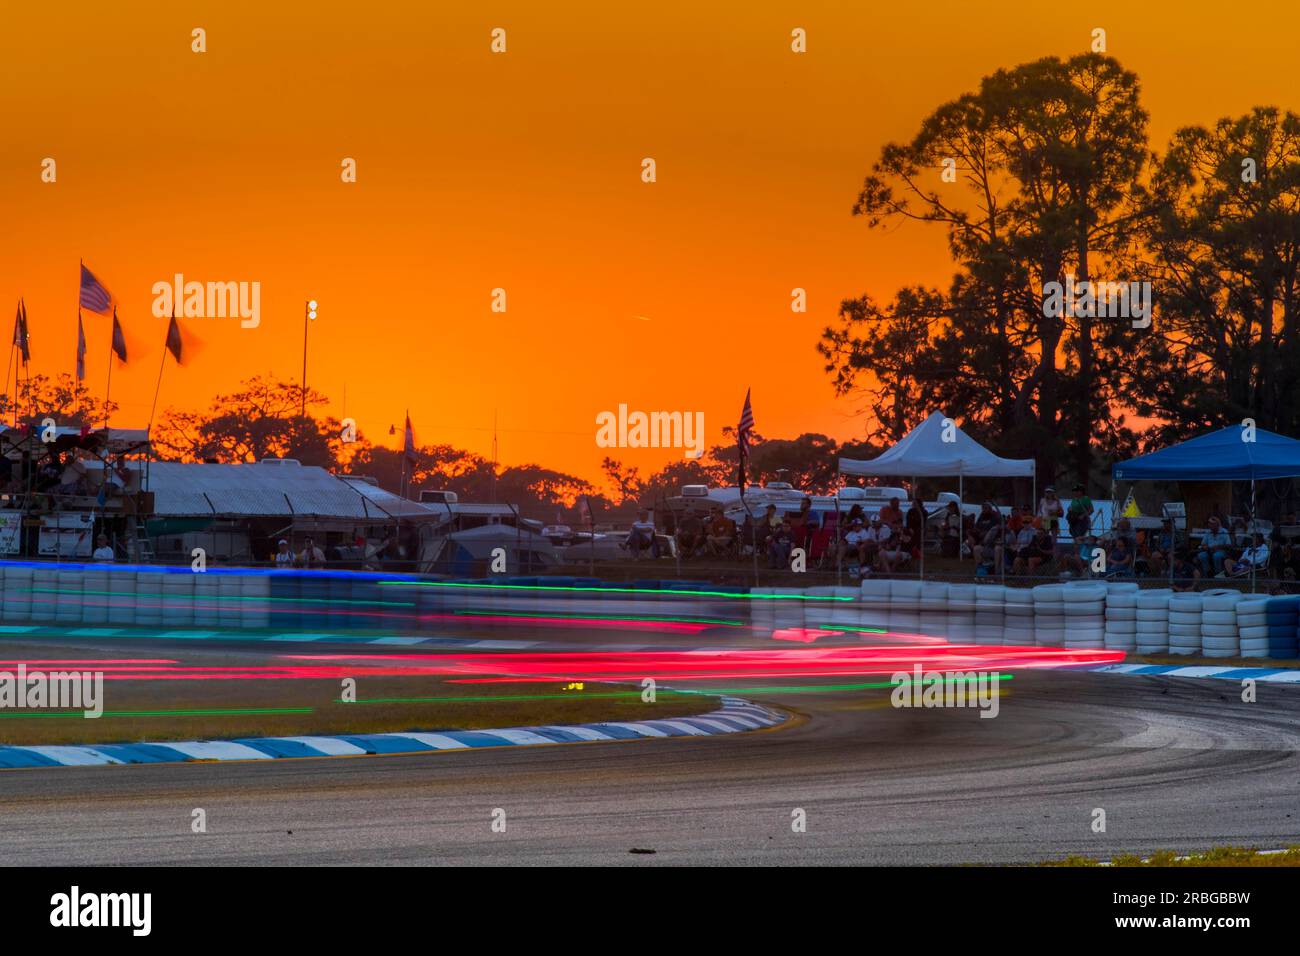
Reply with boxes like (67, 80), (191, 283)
(91, 534), (114, 561)
(273, 539), (295, 568)
(1227, 534), (1269, 576)
(298, 536), (326, 568)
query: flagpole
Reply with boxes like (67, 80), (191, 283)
(147, 344), (168, 434)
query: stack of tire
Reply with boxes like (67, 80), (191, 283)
(1004, 587), (1035, 646)
(974, 584), (1005, 645)
(888, 579), (923, 633)
(82, 565), (110, 625)
(1167, 592), (1204, 655)
(803, 586), (838, 629)
(1224, 593), (1300, 660)
(2, 564), (31, 622)
(859, 579), (891, 631)
(831, 586), (861, 631)
(1101, 583), (1139, 652)
(1200, 589), (1244, 658)
(769, 587), (805, 630)
(1063, 582), (1107, 650)
(194, 571), (221, 627)
(919, 581), (949, 638)
(1032, 584), (1066, 647)
(1134, 589), (1173, 655)
(947, 584), (977, 643)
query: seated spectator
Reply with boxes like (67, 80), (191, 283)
(1016, 523), (1056, 576)
(785, 498), (813, 552)
(967, 502), (999, 556)
(625, 509), (659, 559)
(36, 455), (62, 492)
(878, 497), (904, 531)
(1144, 518), (1175, 577)
(705, 508), (737, 557)
(768, 520), (795, 569)
(861, 515), (892, 572)
(940, 502), (962, 558)
(1229, 517), (1250, 549)
(1066, 484), (1094, 540)
(756, 504), (781, 553)
(1171, 548), (1201, 591)
(1106, 535), (1134, 578)
(974, 522), (1005, 574)
(1009, 518), (1037, 574)
(1226, 533), (1269, 577)
(91, 534), (114, 562)
(878, 526), (912, 574)
(676, 513), (704, 559)
(842, 517), (870, 572)
(1195, 516), (1233, 578)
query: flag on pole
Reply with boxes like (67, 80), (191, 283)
(110, 307), (127, 362)
(403, 411), (416, 463)
(165, 309), (183, 363)
(15, 300), (30, 365)
(737, 388), (754, 459)
(79, 263), (113, 314)
(76, 311), (86, 380)
(1121, 489), (1142, 518)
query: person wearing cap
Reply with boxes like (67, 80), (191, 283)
(273, 538), (295, 568)
(842, 516), (871, 570)
(862, 513), (892, 569)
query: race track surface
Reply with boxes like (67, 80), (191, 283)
(3, 666), (1297, 865)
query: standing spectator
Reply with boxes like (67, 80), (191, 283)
(785, 498), (813, 552)
(1038, 487), (1065, 536)
(878, 496), (904, 532)
(1066, 484), (1094, 540)
(906, 493), (925, 555)
(299, 536), (326, 568)
(273, 539), (295, 568)
(1195, 516), (1233, 577)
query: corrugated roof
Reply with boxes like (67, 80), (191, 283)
(338, 476), (443, 520)
(132, 462), (387, 519)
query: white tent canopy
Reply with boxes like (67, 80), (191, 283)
(838, 411), (1035, 478)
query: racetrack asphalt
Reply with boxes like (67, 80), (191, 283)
(2, 654), (1297, 865)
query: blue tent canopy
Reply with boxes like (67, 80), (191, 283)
(1113, 426), (1300, 482)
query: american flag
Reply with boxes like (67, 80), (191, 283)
(13, 300), (29, 364)
(79, 263), (113, 315)
(165, 309), (183, 363)
(110, 307), (127, 362)
(76, 311), (86, 380)
(403, 411), (416, 463)
(737, 387), (754, 459)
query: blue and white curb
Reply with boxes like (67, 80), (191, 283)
(0, 696), (787, 769)
(1095, 663), (1300, 683)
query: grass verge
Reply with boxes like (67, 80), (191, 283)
(1044, 846), (1300, 867)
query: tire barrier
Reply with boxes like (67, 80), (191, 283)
(0, 560), (1296, 661)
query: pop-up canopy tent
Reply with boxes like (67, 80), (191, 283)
(838, 411), (1036, 579)
(839, 411), (1035, 479)
(1113, 425), (1300, 482)
(1112, 424), (1300, 590)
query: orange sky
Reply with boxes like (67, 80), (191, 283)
(1, 1), (1297, 489)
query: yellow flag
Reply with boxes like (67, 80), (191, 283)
(1121, 490), (1142, 518)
